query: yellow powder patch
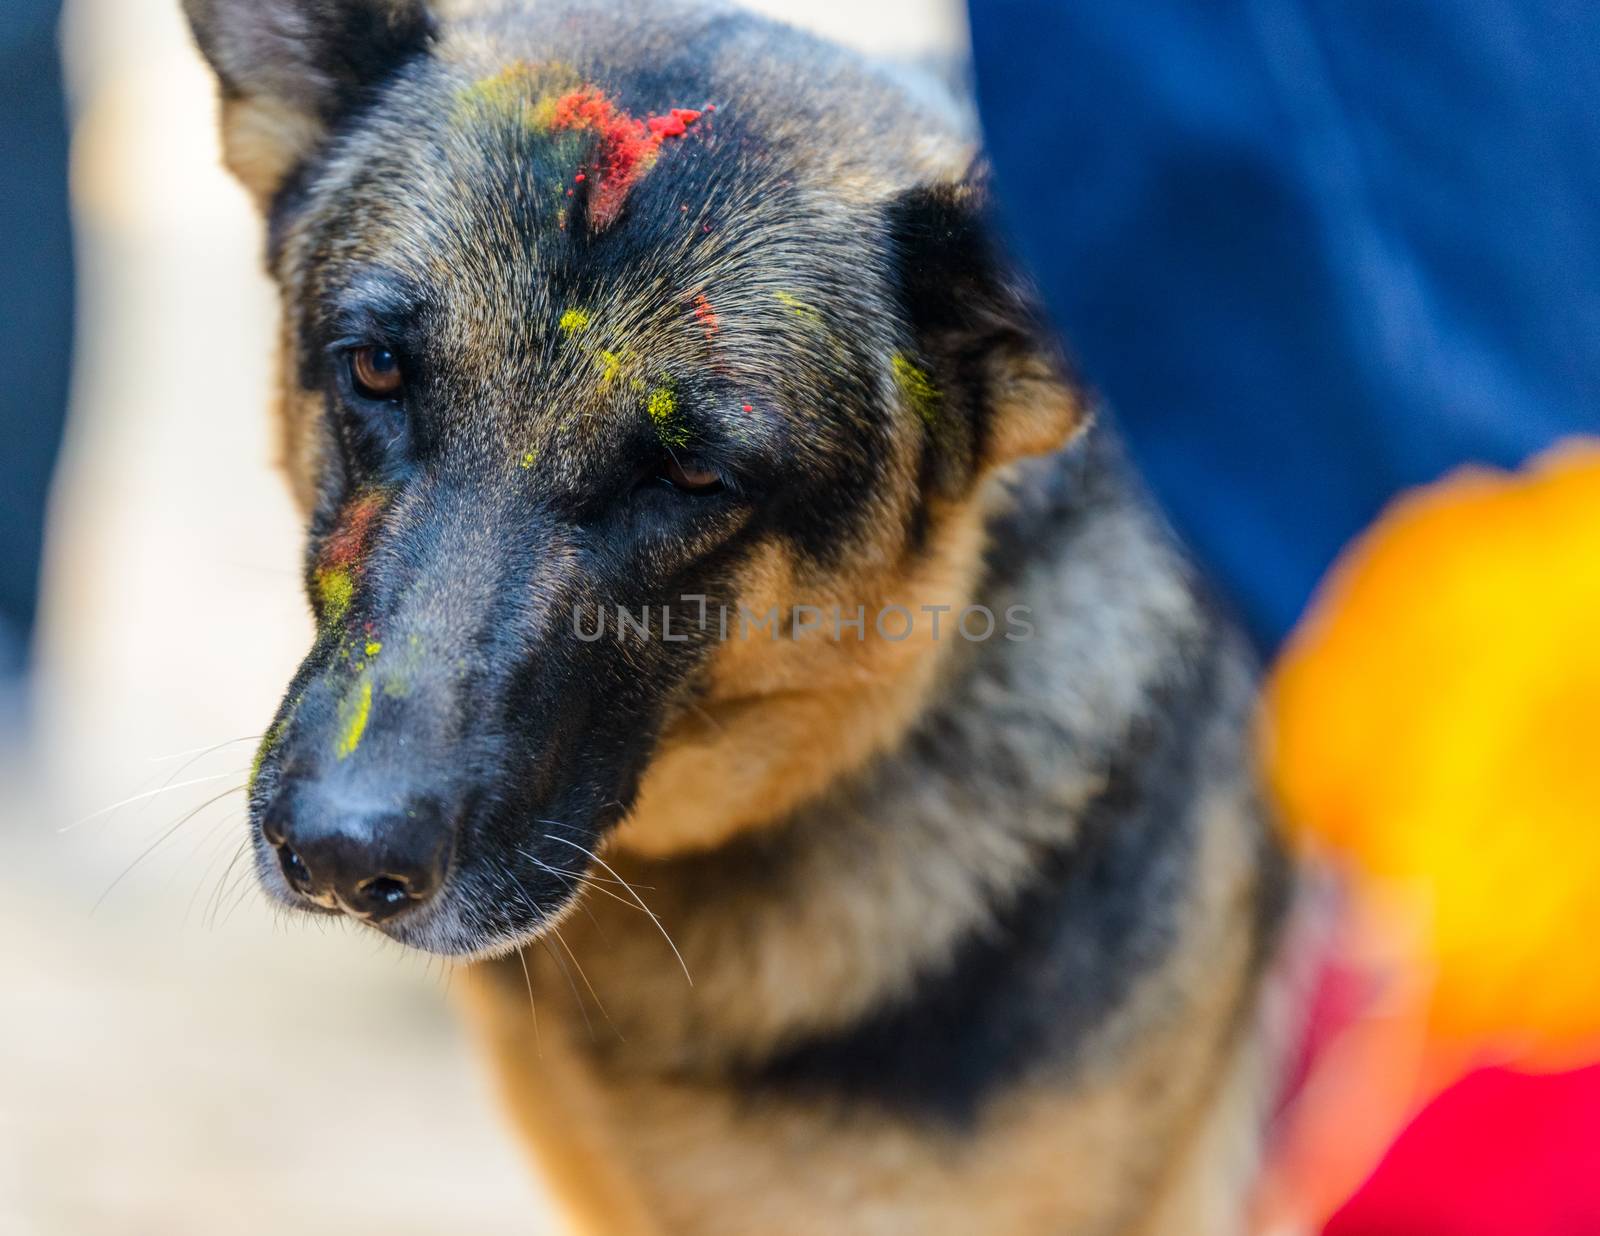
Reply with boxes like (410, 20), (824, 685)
(559, 308), (592, 338)
(527, 92), (562, 131)
(454, 63), (536, 125)
(892, 353), (943, 427)
(315, 568), (355, 626)
(248, 715), (292, 794)
(647, 384), (676, 421)
(335, 679), (374, 762)
(597, 350), (624, 388)
(454, 61), (581, 131)
(646, 382), (688, 447)
(521, 450), (539, 469)
(775, 290), (825, 329)
(364, 641), (383, 658)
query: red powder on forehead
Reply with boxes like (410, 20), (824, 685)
(692, 292), (720, 339)
(548, 88), (704, 230)
(647, 107), (703, 139)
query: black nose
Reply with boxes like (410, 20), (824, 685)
(263, 790), (450, 922)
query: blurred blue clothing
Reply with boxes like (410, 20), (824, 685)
(968, 0), (1600, 650)
(0, 0), (72, 681)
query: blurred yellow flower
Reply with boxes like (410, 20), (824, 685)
(1265, 440), (1600, 1065)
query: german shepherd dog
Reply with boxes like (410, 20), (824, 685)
(184, 0), (1290, 1230)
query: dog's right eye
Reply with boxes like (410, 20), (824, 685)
(349, 346), (405, 402)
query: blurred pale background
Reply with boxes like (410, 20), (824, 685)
(0, 1), (964, 1232)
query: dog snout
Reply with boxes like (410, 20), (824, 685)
(263, 786), (452, 922)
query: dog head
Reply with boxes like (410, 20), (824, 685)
(186, 0), (1084, 956)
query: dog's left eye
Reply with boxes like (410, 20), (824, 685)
(657, 457), (725, 495)
(349, 346), (405, 401)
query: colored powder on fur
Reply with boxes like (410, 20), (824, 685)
(892, 353), (943, 427)
(454, 60), (709, 246)
(455, 61), (585, 129)
(335, 679), (374, 761)
(320, 491), (386, 573)
(774, 290), (825, 330)
(248, 714), (292, 794)
(455, 63), (539, 124)
(521, 450), (539, 469)
(597, 350), (625, 388)
(315, 567), (355, 625)
(646, 108), (703, 139)
(312, 490), (391, 628)
(559, 308), (592, 337)
(742, 404), (754, 413)
(547, 88), (703, 230)
(364, 641), (383, 658)
(692, 292), (720, 339)
(646, 382), (688, 447)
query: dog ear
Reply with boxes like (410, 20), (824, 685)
(183, 0), (436, 206)
(884, 178), (1088, 472)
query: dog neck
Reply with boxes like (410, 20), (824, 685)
(510, 434), (1271, 1093)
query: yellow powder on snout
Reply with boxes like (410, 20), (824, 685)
(335, 680), (374, 761)
(315, 567), (355, 626)
(248, 714), (292, 794)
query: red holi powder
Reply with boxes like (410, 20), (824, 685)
(574, 172), (586, 183)
(692, 292), (720, 339)
(548, 88), (703, 230)
(646, 108), (703, 139)
(320, 492), (386, 572)
(742, 404), (754, 413)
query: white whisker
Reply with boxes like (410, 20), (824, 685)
(545, 833), (692, 986)
(62, 772), (240, 834)
(92, 784), (246, 913)
(145, 734), (262, 766)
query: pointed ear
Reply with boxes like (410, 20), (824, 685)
(884, 178), (1088, 472)
(183, 0), (436, 207)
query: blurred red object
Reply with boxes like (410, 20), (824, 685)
(1326, 1065), (1600, 1236)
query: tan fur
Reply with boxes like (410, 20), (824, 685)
(984, 346), (1088, 467)
(617, 496), (992, 856)
(463, 978), (665, 1236)
(468, 770), (1269, 1235)
(220, 98), (325, 208)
